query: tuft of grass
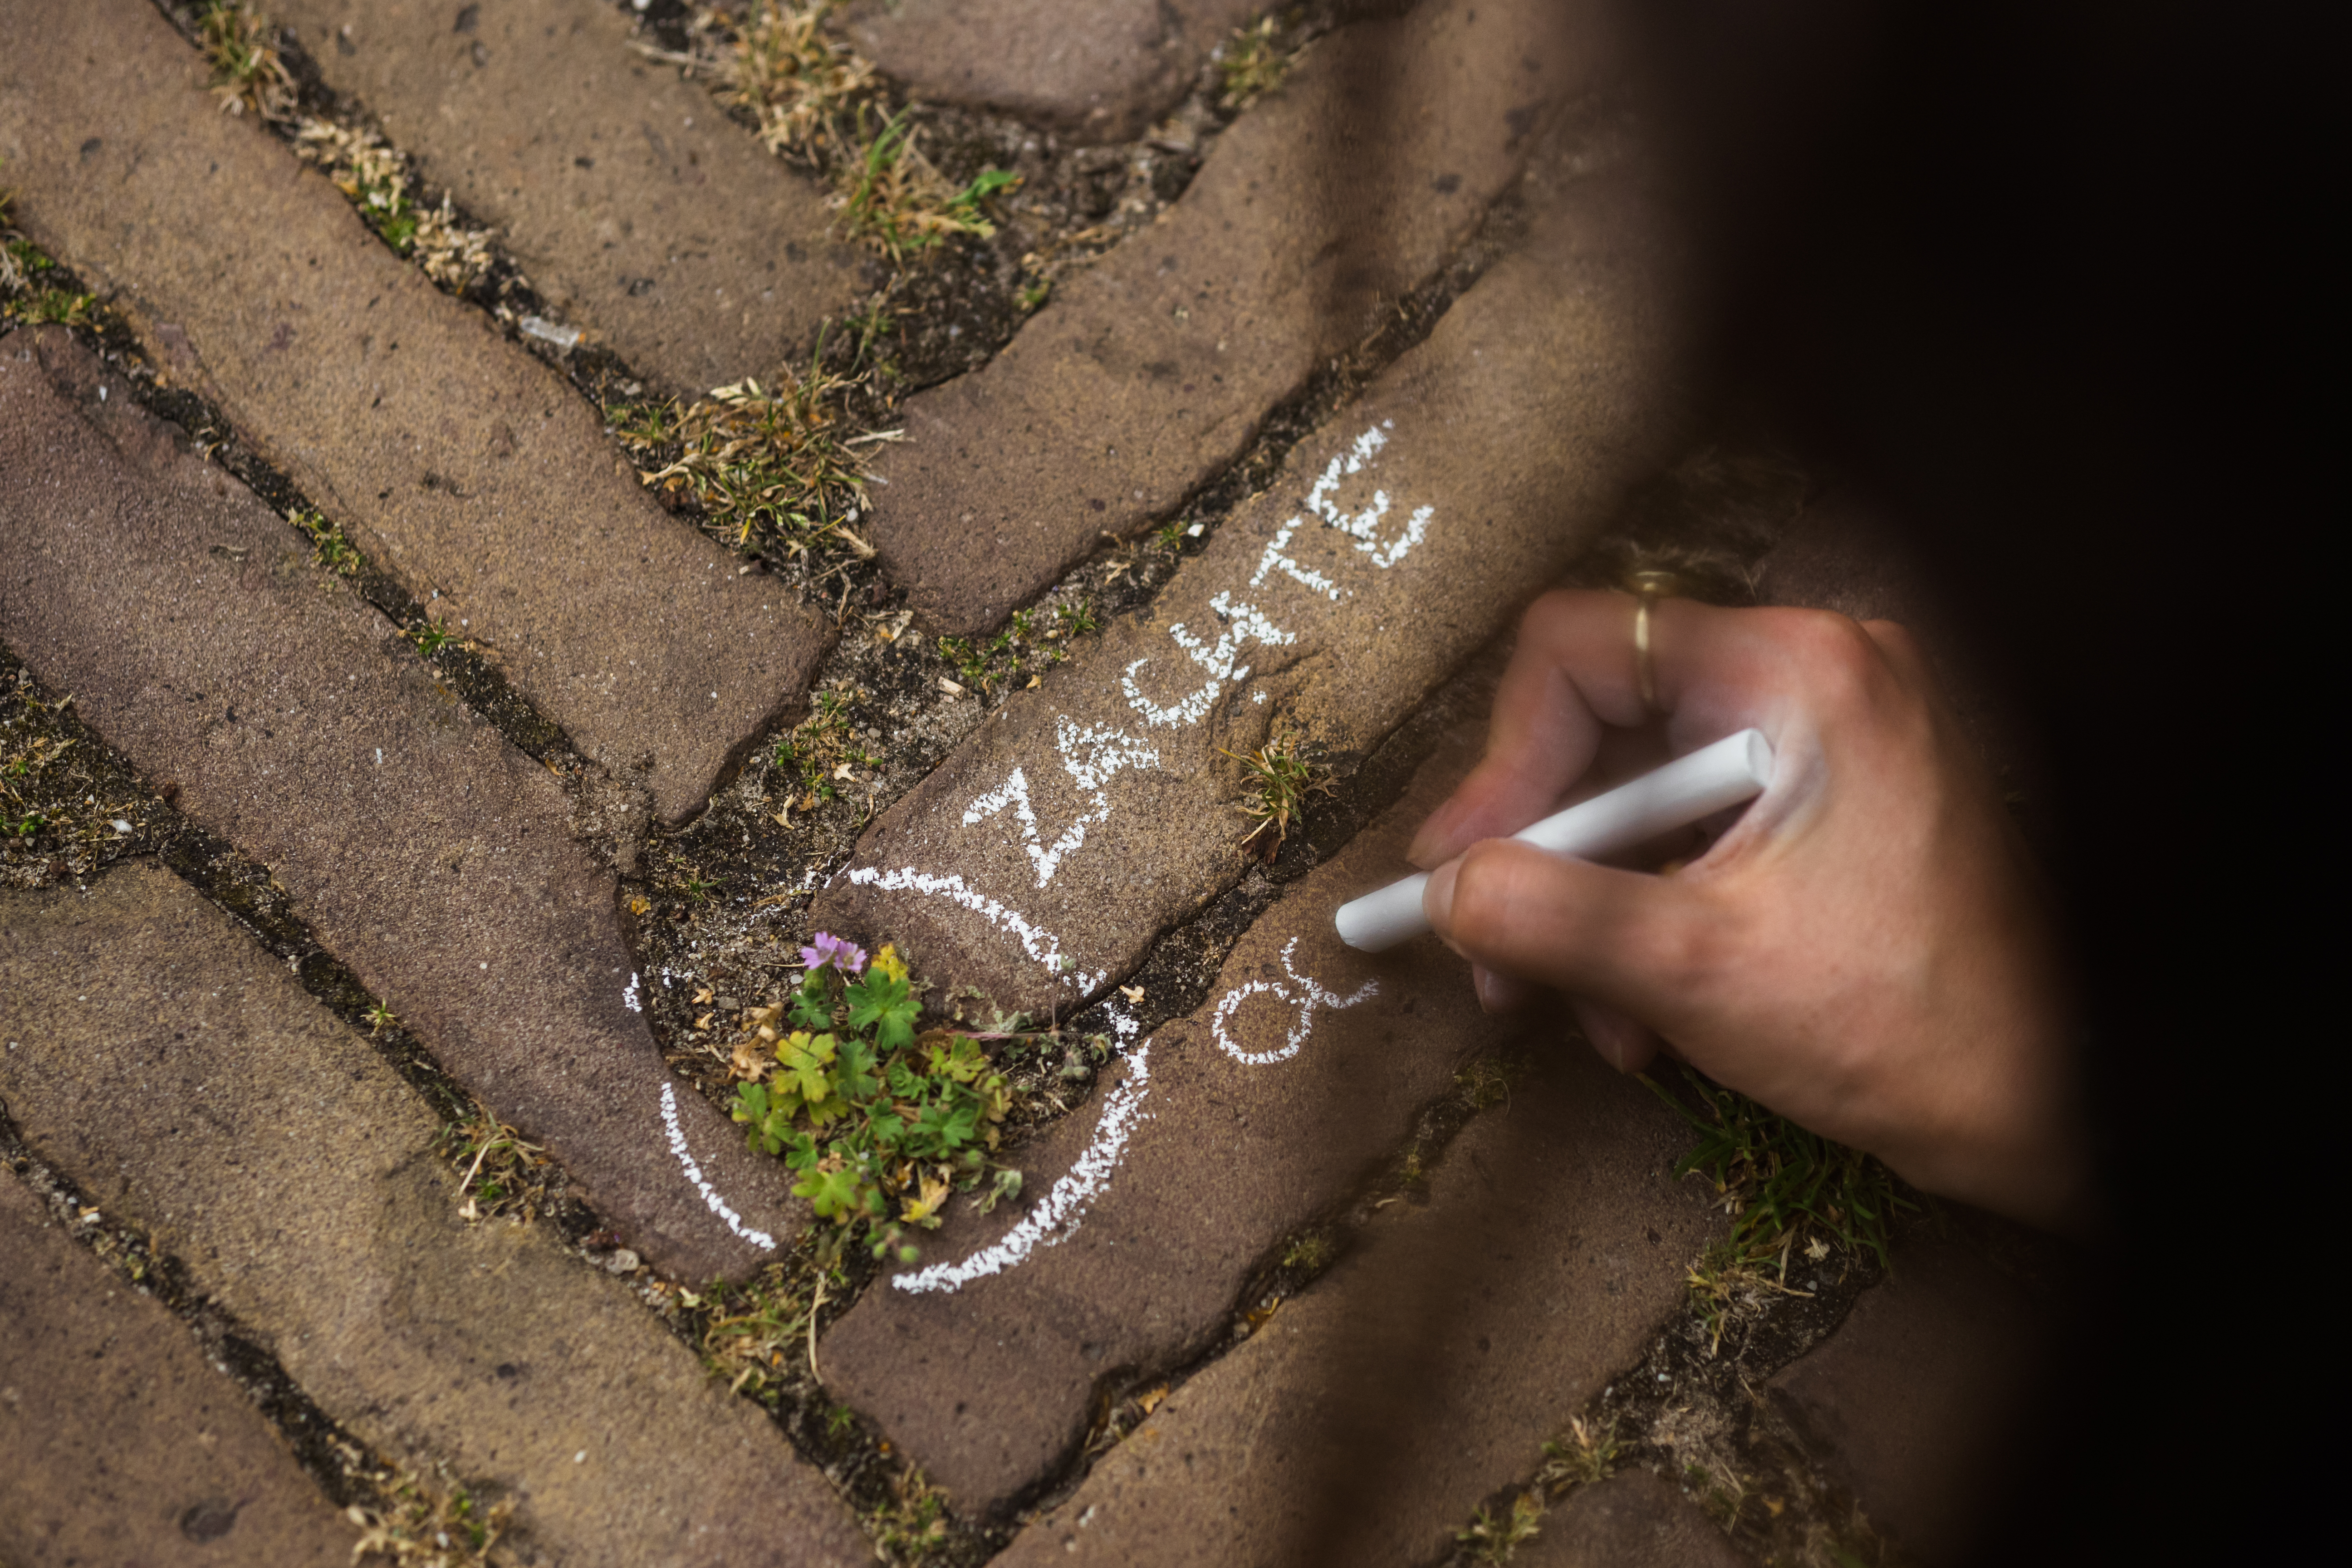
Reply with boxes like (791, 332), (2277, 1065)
(438, 1107), (551, 1225)
(290, 122), (494, 289)
(769, 684), (875, 809)
(934, 599), (1099, 696)
(693, 1257), (823, 1404)
(866, 1465), (952, 1561)
(729, 941), (1024, 1267)
(200, 0), (296, 123)
(831, 108), (1015, 262)
(290, 507), (361, 576)
(1536, 1415), (1619, 1493)
(621, 362), (885, 563)
(706, 0), (878, 163)
(3, 286), (95, 328)
(1217, 14), (1303, 112)
(1646, 1066), (1916, 1353)
(342, 1459), (512, 1566)
(1222, 717), (1332, 856)
(1280, 1230), (1337, 1273)
(1456, 1491), (1544, 1564)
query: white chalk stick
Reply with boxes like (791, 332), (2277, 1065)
(1333, 728), (1776, 952)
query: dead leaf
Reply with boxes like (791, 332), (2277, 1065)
(1120, 984), (1145, 1004)
(693, 986), (715, 1004)
(939, 676), (965, 696)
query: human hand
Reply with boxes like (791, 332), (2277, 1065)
(1409, 589), (2090, 1233)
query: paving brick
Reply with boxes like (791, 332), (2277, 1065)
(1517, 1471), (1754, 1568)
(269, 0), (863, 396)
(818, 718), (1492, 1509)
(1764, 1236), (2057, 1567)
(836, 0), (1263, 142)
(0, 0), (828, 826)
(814, 152), (1677, 1016)
(863, 0), (1622, 636)
(0, 861), (872, 1568)
(989, 1030), (1721, 1558)
(0, 1168), (358, 1568)
(0, 326), (792, 1282)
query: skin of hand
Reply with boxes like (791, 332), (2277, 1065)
(1409, 589), (2091, 1234)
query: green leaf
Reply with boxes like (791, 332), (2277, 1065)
(778, 1030), (838, 1107)
(835, 1033), (883, 1103)
(789, 970), (833, 1030)
(846, 969), (920, 1052)
(795, 1164), (866, 1222)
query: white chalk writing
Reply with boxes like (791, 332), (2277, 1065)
(1121, 591), (1294, 727)
(660, 1082), (777, 1250)
(1211, 936), (1378, 1066)
(891, 1040), (1155, 1294)
(841, 865), (1105, 994)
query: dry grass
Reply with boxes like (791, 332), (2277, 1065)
(200, 0), (296, 122)
(290, 121), (495, 291)
(699, 0), (878, 163)
(1217, 14), (1304, 112)
(343, 1457), (514, 1567)
(617, 368), (891, 562)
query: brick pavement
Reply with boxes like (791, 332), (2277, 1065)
(0, 861), (869, 1568)
(822, 710), (1521, 1510)
(838, 0), (1263, 142)
(0, 1167), (359, 1568)
(862, 0), (1620, 636)
(268, 0), (864, 395)
(817, 154), (1677, 1015)
(0, 0), (827, 825)
(992, 1034), (1721, 1561)
(0, 327), (793, 1283)
(0, 1), (2059, 1557)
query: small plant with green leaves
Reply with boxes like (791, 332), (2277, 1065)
(630, 366), (881, 562)
(1456, 1491), (1544, 1564)
(831, 108), (1016, 262)
(1217, 14), (1302, 112)
(290, 508), (361, 575)
(935, 600), (1100, 694)
(199, 0), (296, 123)
(1223, 717), (1332, 855)
(1646, 1065), (1915, 1352)
(364, 1000), (399, 1035)
(770, 685), (875, 807)
(409, 617), (454, 657)
(730, 936), (1020, 1264)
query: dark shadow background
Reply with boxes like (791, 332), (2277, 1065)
(1285, 0), (2314, 1559)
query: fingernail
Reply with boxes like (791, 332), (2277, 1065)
(1422, 858), (1460, 932)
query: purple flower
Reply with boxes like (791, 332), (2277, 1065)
(800, 931), (868, 975)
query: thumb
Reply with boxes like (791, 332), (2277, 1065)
(1422, 839), (1716, 1030)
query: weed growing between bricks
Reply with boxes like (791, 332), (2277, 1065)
(0, 1121), (517, 1565)
(1426, 1087), (1929, 1568)
(2, 652), (988, 1562)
